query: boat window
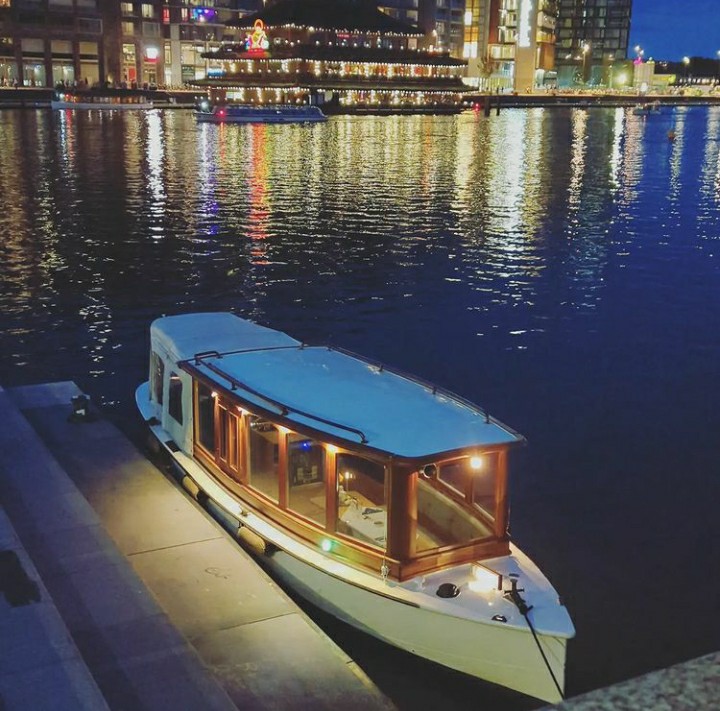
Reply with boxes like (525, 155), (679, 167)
(168, 372), (183, 424)
(197, 383), (215, 451)
(336, 454), (387, 550)
(439, 460), (468, 496)
(415, 479), (493, 552)
(287, 434), (325, 525)
(471, 452), (499, 520)
(150, 352), (164, 404)
(218, 405), (241, 477)
(439, 456), (498, 522)
(247, 415), (279, 502)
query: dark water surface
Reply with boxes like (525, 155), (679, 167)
(2, 107), (719, 708)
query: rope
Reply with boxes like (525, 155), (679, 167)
(504, 579), (565, 702)
(520, 607), (565, 702)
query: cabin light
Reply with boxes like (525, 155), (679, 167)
(277, 425), (289, 434)
(236, 406), (244, 414)
(470, 456), (484, 471)
(211, 391), (218, 398)
(420, 464), (437, 479)
(320, 538), (333, 552)
(470, 564), (502, 593)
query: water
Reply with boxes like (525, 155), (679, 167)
(1, 107), (719, 708)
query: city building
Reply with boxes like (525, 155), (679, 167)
(0, 0), (105, 86)
(555, 0), (632, 87)
(196, 0), (469, 112)
(114, 0), (245, 88)
(380, 0), (464, 57)
(463, 0), (557, 92)
(0, 0), (246, 89)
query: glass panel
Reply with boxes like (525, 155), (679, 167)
(150, 352), (164, 404)
(168, 372), (183, 424)
(287, 434), (325, 525)
(416, 479), (493, 552)
(79, 41), (98, 56)
(228, 412), (238, 470)
(336, 454), (386, 550)
(439, 459), (467, 496)
(52, 63), (74, 85)
(196, 383), (214, 451)
(218, 406), (228, 461)
(471, 452), (499, 520)
(247, 416), (279, 501)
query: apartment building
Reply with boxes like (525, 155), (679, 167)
(555, 0), (632, 86)
(0, 0), (105, 86)
(464, 0), (557, 91)
(0, 0), (243, 88)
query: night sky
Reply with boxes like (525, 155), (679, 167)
(630, 0), (720, 60)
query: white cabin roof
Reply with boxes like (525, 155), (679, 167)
(151, 312), (300, 361)
(152, 313), (523, 459)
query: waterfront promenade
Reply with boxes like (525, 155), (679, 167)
(0, 381), (391, 710)
(2, 85), (720, 112)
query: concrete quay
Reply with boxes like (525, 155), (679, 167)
(0, 382), (392, 710)
(547, 652), (719, 711)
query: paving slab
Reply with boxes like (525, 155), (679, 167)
(6, 382), (392, 710)
(0, 507), (109, 711)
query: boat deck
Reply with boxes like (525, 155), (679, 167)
(0, 382), (391, 710)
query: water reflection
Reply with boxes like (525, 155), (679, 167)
(2, 107), (720, 708)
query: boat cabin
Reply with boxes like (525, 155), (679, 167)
(147, 313), (524, 581)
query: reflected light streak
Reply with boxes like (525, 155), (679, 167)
(568, 109), (587, 211)
(145, 111), (167, 234)
(699, 110), (720, 204)
(485, 111), (526, 237)
(609, 108), (625, 191)
(619, 112), (645, 205)
(248, 124), (271, 264)
(668, 110), (687, 201)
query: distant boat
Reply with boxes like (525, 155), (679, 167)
(136, 312), (575, 704)
(196, 103), (327, 124)
(632, 101), (661, 115)
(51, 88), (153, 110)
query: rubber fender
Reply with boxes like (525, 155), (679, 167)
(181, 475), (201, 499)
(236, 525), (268, 556)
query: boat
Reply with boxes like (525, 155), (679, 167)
(135, 312), (575, 703)
(51, 88), (153, 110)
(632, 101), (661, 115)
(195, 103), (327, 124)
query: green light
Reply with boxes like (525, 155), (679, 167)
(321, 538), (333, 553)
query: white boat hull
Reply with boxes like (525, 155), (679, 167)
(263, 549), (567, 703)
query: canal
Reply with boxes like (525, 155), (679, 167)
(1, 106), (719, 709)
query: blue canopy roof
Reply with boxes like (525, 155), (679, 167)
(153, 313), (523, 458)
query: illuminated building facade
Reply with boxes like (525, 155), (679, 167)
(555, 0), (632, 87)
(116, 0), (242, 87)
(198, 0), (469, 112)
(350, 0), (465, 57)
(0, 0), (245, 88)
(464, 0), (556, 91)
(160, 0), (243, 86)
(0, 0), (105, 86)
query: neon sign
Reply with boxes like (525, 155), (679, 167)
(518, 0), (533, 49)
(246, 19), (270, 52)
